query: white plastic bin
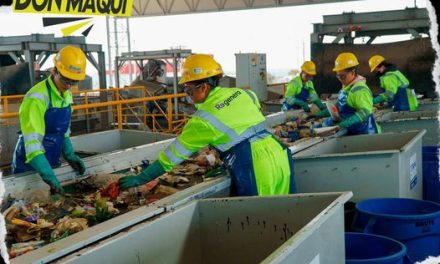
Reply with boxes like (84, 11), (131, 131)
(293, 130), (425, 202)
(56, 192), (352, 264)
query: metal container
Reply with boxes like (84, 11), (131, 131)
(55, 192), (352, 264)
(293, 130), (426, 202)
(417, 99), (439, 111)
(70, 129), (175, 155)
(264, 99), (283, 113)
(376, 110), (439, 146)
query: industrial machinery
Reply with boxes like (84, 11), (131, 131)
(311, 7), (436, 98)
(236, 53), (268, 101)
(0, 34), (106, 95)
(113, 49), (195, 129)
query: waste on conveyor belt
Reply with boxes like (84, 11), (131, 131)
(269, 114), (337, 146)
(2, 148), (222, 258)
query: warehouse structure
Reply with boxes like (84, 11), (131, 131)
(0, 0), (439, 263)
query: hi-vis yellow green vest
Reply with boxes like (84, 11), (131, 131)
(284, 75), (318, 100)
(158, 87), (265, 170)
(158, 86), (293, 195)
(19, 77), (73, 162)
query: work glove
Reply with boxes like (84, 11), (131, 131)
(285, 96), (296, 106)
(29, 154), (64, 193)
(321, 117), (334, 127)
(119, 160), (166, 189)
(62, 137), (86, 175)
(315, 108), (330, 118)
(311, 121), (322, 129)
(313, 100), (327, 111)
(294, 100), (310, 112)
(373, 95), (385, 105)
(338, 114), (362, 128)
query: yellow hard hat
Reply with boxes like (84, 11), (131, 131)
(368, 55), (385, 72)
(301, 61), (317, 75)
(54, 45), (86, 81)
(179, 54), (223, 85)
(332, 52), (359, 72)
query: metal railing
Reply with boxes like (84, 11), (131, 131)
(0, 86), (189, 134)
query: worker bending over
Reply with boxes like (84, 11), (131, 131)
(12, 46), (87, 193)
(318, 52), (380, 135)
(368, 54), (418, 111)
(281, 61), (326, 113)
(120, 54), (295, 196)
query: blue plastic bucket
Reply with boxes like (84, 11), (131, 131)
(422, 146), (440, 203)
(345, 232), (407, 264)
(352, 198), (440, 263)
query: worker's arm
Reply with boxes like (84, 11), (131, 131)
(20, 95), (47, 163)
(244, 89), (261, 110)
(284, 79), (312, 111)
(30, 154), (64, 193)
(374, 75), (399, 104)
(20, 94), (63, 193)
(284, 81), (299, 98)
(315, 108), (330, 118)
(62, 137), (86, 175)
(286, 97), (310, 112)
(309, 91), (326, 111)
(339, 87), (373, 128)
(119, 116), (223, 189)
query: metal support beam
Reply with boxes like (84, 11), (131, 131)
(106, 17), (113, 87)
(312, 7), (430, 42)
(332, 33), (345, 44)
(366, 36), (376, 45)
(7, 52), (22, 64)
(0, 34), (105, 92)
(23, 50), (36, 87)
(172, 56), (179, 116)
(407, 28), (421, 38)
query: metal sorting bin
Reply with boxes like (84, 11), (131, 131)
(8, 177), (231, 264)
(417, 99), (439, 111)
(375, 109), (439, 146)
(70, 129), (175, 155)
(56, 192), (352, 264)
(293, 130), (426, 202)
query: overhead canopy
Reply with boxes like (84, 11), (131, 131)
(130, 0), (362, 17)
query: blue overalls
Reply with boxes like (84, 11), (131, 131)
(386, 72), (410, 111)
(337, 85), (378, 135)
(282, 84), (310, 111)
(225, 89), (295, 196)
(12, 80), (71, 174)
(219, 130), (296, 196)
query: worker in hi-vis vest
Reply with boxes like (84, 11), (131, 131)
(119, 54), (296, 196)
(317, 52), (380, 135)
(12, 45), (87, 193)
(281, 61), (326, 112)
(368, 55), (418, 111)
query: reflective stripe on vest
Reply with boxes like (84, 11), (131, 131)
(243, 89), (257, 105)
(193, 110), (268, 152)
(385, 71), (408, 88)
(25, 142), (44, 154)
(24, 92), (50, 105)
(23, 132), (44, 143)
(163, 138), (195, 164)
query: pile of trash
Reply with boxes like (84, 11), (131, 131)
(3, 148), (222, 258)
(270, 115), (329, 146)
